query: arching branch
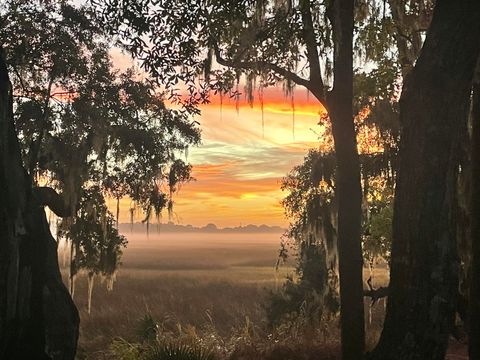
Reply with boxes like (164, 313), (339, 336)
(33, 186), (74, 218)
(27, 74), (54, 182)
(363, 276), (389, 305)
(299, 0), (325, 101)
(212, 42), (317, 99)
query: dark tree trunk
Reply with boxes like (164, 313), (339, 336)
(0, 56), (79, 359)
(469, 74), (480, 359)
(370, 1), (480, 359)
(326, 0), (365, 359)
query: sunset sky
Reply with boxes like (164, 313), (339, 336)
(111, 89), (327, 228)
(110, 50), (327, 228)
(171, 91), (326, 227)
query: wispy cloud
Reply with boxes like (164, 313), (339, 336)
(168, 95), (325, 227)
(113, 89), (326, 227)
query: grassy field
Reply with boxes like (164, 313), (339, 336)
(64, 231), (465, 360)
(69, 232), (296, 359)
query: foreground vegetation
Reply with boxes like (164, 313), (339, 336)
(70, 231), (468, 360)
(69, 232), (393, 360)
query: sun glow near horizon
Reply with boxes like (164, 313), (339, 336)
(111, 88), (327, 228)
(106, 49), (331, 228)
(108, 83), (383, 228)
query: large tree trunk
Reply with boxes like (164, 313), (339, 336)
(0, 55), (79, 359)
(327, 0), (365, 359)
(469, 70), (480, 360)
(370, 1), (480, 359)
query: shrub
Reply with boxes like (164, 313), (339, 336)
(145, 343), (216, 360)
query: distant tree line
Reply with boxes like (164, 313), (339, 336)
(120, 222), (285, 233)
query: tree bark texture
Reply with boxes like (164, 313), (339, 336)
(370, 1), (480, 359)
(326, 0), (365, 359)
(469, 75), (480, 360)
(0, 55), (79, 359)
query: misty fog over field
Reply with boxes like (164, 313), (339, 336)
(122, 231), (287, 270)
(64, 231), (300, 358)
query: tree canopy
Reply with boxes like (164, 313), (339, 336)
(0, 0), (201, 300)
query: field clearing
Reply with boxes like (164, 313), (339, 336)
(70, 232), (296, 358)
(67, 231), (466, 360)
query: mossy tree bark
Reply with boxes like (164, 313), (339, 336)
(469, 70), (480, 360)
(298, 0), (364, 357)
(0, 55), (79, 359)
(370, 1), (480, 359)
(325, 0), (365, 359)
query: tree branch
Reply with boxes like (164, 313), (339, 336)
(364, 277), (389, 305)
(299, 0), (325, 101)
(28, 74), (54, 183)
(364, 286), (389, 304)
(33, 186), (74, 218)
(212, 42), (315, 97)
(12, 64), (28, 94)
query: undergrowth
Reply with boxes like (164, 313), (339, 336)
(107, 311), (341, 360)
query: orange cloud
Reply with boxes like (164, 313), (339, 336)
(204, 86), (327, 118)
(108, 88), (386, 228)
(111, 85), (398, 228)
(110, 87), (332, 227)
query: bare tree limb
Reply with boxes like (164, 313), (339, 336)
(33, 186), (74, 218)
(364, 277), (389, 305)
(212, 42), (316, 98)
(299, 0), (325, 101)
(364, 286), (389, 304)
(28, 73), (54, 182)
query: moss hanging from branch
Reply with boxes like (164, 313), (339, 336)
(59, 186), (127, 312)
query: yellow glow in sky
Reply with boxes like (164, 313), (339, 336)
(113, 87), (326, 228)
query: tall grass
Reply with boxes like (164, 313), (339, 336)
(69, 232), (389, 360)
